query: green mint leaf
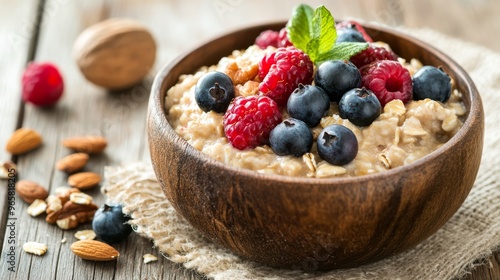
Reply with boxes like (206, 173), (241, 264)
(287, 4), (314, 52)
(306, 38), (319, 62)
(311, 5), (336, 55)
(316, 42), (369, 63)
(287, 5), (368, 63)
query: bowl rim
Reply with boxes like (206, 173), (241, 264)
(150, 21), (483, 186)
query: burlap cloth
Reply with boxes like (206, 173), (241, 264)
(102, 28), (500, 279)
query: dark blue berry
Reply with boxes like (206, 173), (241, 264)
(314, 60), (362, 102)
(287, 84), (330, 127)
(195, 71), (235, 113)
(92, 204), (132, 244)
(412, 66), (451, 102)
(336, 28), (366, 43)
(339, 87), (381, 126)
(317, 125), (358, 165)
(269, 118), (313, 157)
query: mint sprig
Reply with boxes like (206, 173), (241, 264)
(286, 4), (368, 63)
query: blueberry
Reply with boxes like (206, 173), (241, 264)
(195, 71), (235, 113)
(287, 84), (330, 127)
(336, 28), (366, 43)
(314, 60), (362, 102)
(92, 204), (132, 244)
(317, 125), (358, 165)
(339, 87), (381, 126)
(412, 66), (451, 102)
(269, 118), (313, 157)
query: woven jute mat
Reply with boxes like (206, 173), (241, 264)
(102, 28), (500, 279)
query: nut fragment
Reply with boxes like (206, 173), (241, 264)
(70, 240), (119, 261)
(62, 136), (107, 154)
(27, 199), (47, 217)
(56, 153), (89, 173)
(75, 229), (96, 240)
(70, 192), (93, 205)
(46, 195), (64, 214)
(16, 180), (49, 204)
(0, 161), (17, 179)
(68, 172), (101, 190)
(46, 188), (82, 224)
(5, 128), (43, 155)
(47, 199), (97, 225)
(23, 241), (48, 256)
(53, 201), (98, 229)
(143, 254), (158, 264)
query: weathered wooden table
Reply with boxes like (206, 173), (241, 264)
(1, 1), (499, 279)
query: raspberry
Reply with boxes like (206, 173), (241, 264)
(22, 62), (64, 107)
(223, 95), (282, 150)
(258, 47), (313, 106)
(255, 30), (280, 49)
(255, 28), (292, 49)
(277, 28), (293, 48)
(350, 44), (398, 68)
(336, 20), (373, 43)
(360, 60), (412, 106)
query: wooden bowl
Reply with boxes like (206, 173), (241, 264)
(147, 22), (484, 270)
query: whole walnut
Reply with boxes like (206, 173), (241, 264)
(73, 18), (156, 90)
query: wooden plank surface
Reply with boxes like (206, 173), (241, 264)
(0, 0), (499, 279)
(0, 0), (42, 273)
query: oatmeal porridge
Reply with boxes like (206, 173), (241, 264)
(165, 45), (465, 178)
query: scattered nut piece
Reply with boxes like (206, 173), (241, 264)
(56, 153), (89, 173)
(54, 186), (72, 196)
(27, 199), (47, 217)
(70, 240), (119, 261)
(0, 161), (17, 179)
(5, 128), (43, 155)
(46, 195), (64, 214)
(46, 188), (82, 224)
(53, 201), (98, 229)
(68, 172), (101, 190)
(70, 192), (93, 205)
(23, 241), (48, 256)
(61, 237), (67, 244)
(16, 180), (49, 204)
(143, 254), (158, 264)
(62, 136), (107, 154)
(75, 229), (96, 240)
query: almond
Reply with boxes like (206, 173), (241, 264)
(16, 180), (49, 204)
(70, 240), (119, 261)
(56, 153), (89, 173)
(6, 128), (42, 155)
(62, 136), (107, 154)
(68, 172), (101, 190)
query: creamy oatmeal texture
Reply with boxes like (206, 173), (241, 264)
(166, 45), (465, 177)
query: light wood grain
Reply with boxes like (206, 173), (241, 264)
(0, 0), (499, 279)
(0, 0), (40, 268)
